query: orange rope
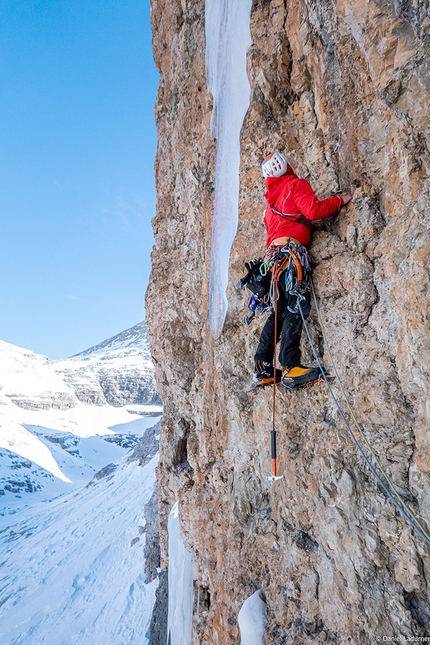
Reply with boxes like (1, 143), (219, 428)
(271, 267), (279, 477)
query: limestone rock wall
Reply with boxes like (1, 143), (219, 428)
(147, 0), (430, 641)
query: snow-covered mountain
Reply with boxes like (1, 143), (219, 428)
(73, 320), (151, 356)
(0, 435), (160, 645)
(54, 321), (161, 407)
(0, 325), (165, 644)
(0, 339), (77, 411)
(0, 321), (162, 512)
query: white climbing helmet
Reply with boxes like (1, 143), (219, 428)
(261, 151), (288, 178)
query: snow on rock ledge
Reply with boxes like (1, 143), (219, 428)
(238, 590), (266, 645)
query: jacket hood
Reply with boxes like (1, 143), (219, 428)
(265, 167), (297, 202)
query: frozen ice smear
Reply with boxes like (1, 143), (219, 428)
(206, 0), (252, 338)
(238, 590), (267, 644)
(167, 501), (194, 645)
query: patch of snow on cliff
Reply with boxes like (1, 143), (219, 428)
(205, 0), (252, 338)
(238, 590), (267, 645)
(167, 501), (193, 645)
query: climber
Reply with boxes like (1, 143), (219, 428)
(253, 151), (352, 389)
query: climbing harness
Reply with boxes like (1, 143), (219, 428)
(297, 279), (430, 548)
(236, 240), (311, 327)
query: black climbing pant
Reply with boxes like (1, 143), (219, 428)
(254, 276), (311, 368)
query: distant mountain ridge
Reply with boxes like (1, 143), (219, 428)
(73, 321), (151, 359)
(0, 322), (162, 511)
(54, 320), (160, 407)
(0, 320), (160, 411)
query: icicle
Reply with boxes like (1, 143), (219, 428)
(238, 590), (267, 645)
(205, 0), (252, 339)
(166, 502), (193, 645)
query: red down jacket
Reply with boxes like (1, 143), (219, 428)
(264, 169), (343, 247)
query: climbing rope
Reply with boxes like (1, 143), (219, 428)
(310, 279), (428, 523)
(297, 280), (430, 547)
(269, 266), (281, 480)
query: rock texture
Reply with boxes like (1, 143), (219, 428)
(147, 0), (430, 642)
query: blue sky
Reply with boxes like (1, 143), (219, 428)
(0, 0), (159, 359)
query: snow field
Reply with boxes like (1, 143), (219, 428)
(0, 453), (159, 645)
(0, 402), (162, 513)
(0, 325), (162, 643)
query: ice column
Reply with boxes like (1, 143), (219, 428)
(238, 590), (267, 645)
(205, 0), (252, 339)
(166, 502), (193, 645)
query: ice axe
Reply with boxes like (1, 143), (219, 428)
(267, 266), (283, 483)
(267, 430), (283, 482)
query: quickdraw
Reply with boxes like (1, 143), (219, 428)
(266, 241), (311, 312)
(236, 241), (311, 325)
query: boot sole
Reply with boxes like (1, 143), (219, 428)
(282, 373), (334, 391)
(254, 369), (283, 388)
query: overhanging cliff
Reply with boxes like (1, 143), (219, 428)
(146, 0), (430, 641)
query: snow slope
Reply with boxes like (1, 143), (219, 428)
(0, 327), (164, 644)
(0, 334), (161, 514)
(0, 400), (161, 514)
(0, 339), (76, 410)
(0, 451), (159, 645)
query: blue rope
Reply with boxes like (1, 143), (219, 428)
(298, 300), (430, 548)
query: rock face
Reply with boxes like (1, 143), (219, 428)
(54, 322), (161, 407)
(147, 1), (430, 642)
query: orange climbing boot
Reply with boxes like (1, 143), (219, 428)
(281, 365), (325, 390)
